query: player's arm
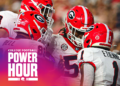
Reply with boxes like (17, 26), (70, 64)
(0, 28), (9, 38)
(80, 63), (95, 86)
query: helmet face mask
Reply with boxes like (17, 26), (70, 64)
(65, 5), (94, 47)
(66, 22), (85, 47)
(40, 4), (54, 28)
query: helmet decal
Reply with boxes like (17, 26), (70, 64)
(95, 35), (100, 40)
(34, 14), (45, 23)
(68, 10), (75, 19)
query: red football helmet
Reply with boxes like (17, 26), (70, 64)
(14, 11), (52, 45)
(65, 5), (94, 47)
(19, 0), (55, 27)
(83, 23), (113, 49)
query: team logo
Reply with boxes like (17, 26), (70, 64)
(68, 11), (75, 19)
(34, 14), (45, 23)
(86, 25), (94, 32)
(61, 44), (68, 51)
(95, 35), (100, 40)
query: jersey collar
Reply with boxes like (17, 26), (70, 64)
(63, 36), (82, 53)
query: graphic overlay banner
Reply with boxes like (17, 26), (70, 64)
(0, 47), (64, 86)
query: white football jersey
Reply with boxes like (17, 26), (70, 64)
(0, 11), (18, 38)
(78, 48), (120, 86)
(47, 34), (82, 86)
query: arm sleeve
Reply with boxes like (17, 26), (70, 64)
(80, 63), (95, 86)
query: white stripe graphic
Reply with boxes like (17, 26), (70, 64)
(8, 78), (20, 81)
(26, 78), (38, 81)
(81, 6), (87, 27)
(104, 24), (109, 43)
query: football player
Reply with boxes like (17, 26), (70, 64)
(47, 5), (94, 86)
(0, 11), (62, 86)
(19, 0), (55, 28)
(78, 23), (120, 86)
(0, 0), (54, 38)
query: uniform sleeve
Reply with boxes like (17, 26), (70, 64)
(80, 63), (94, 86)
(0, 11), (18, 38)
(78, 49), (96, 71)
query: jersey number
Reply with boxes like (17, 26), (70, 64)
(0, 15), (3, 24)
(63, 55), (78, 77)
(111, 61), (118, 86)
(37, 45), (45, 57)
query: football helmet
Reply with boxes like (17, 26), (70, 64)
(19, 0), (55, 27)
(83, 23), (113, 49)
(14, 11), (52, 46)
(65, 5), (94, 47)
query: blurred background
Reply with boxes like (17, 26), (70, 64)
(0, 0), (120, 54)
